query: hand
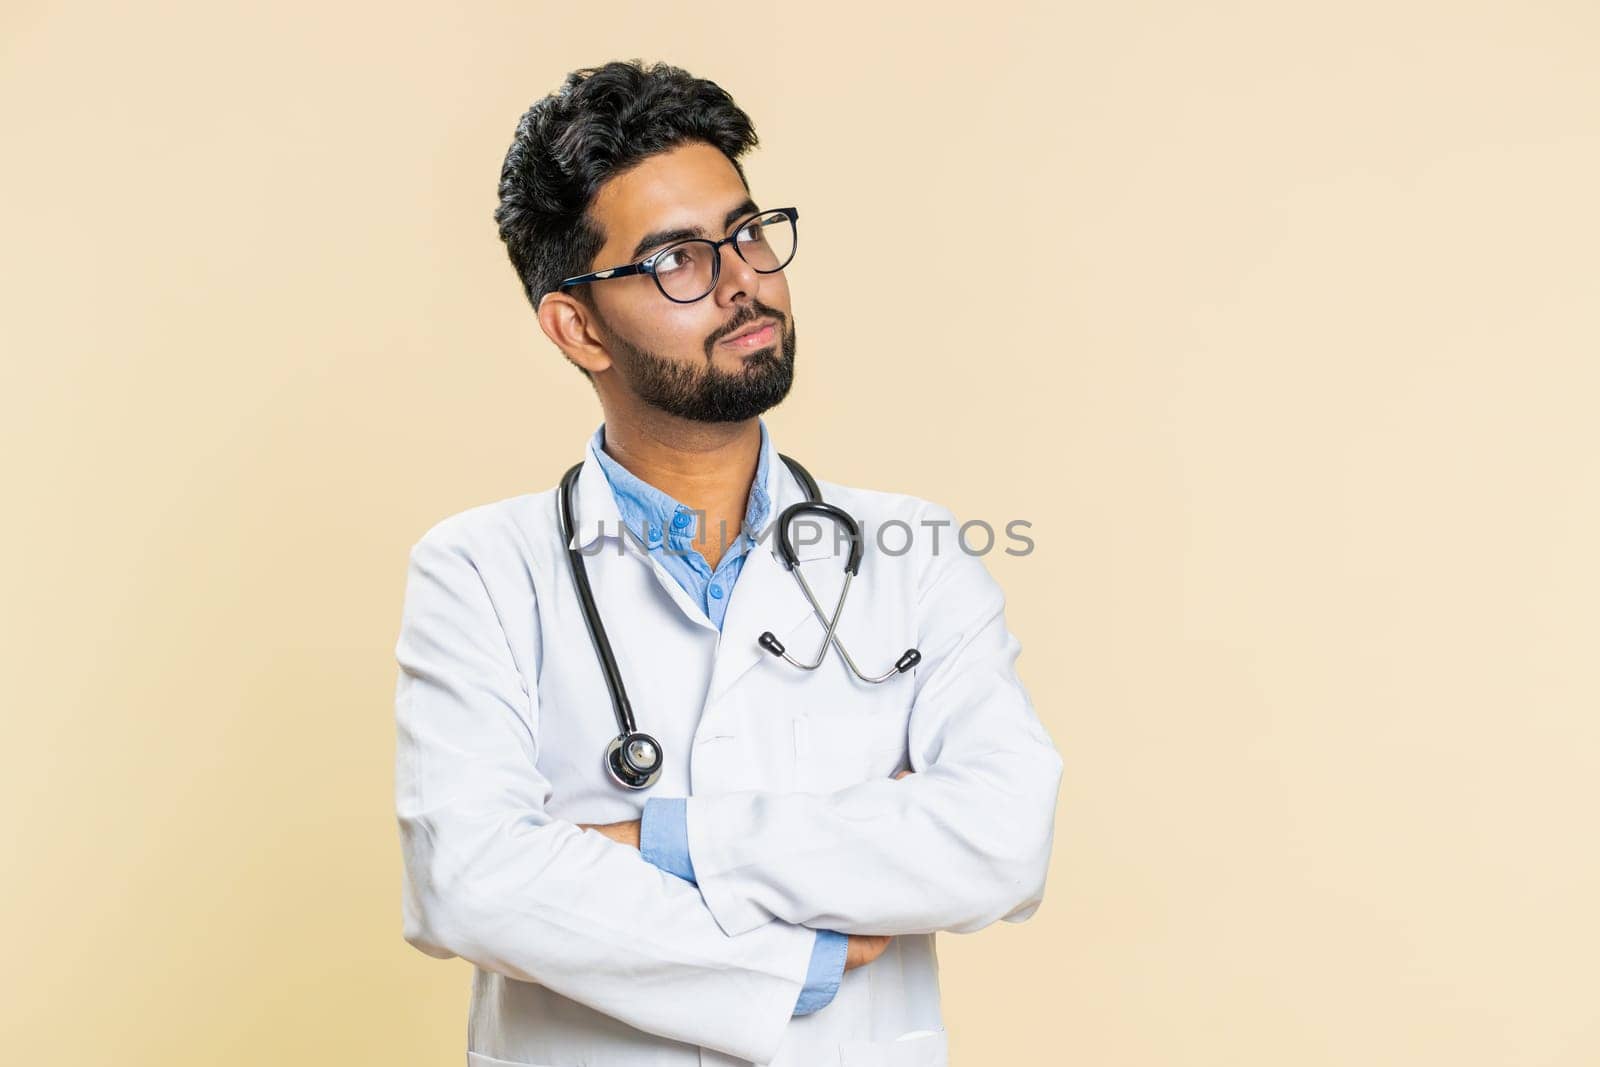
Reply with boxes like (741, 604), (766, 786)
(578, 819), (641, 850)
(845, 932), (892, 971)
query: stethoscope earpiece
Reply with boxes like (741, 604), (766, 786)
(758, 496), (921, 682)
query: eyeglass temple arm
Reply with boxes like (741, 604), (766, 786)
(560, 262), (647, 289)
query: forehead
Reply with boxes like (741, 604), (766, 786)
(588, 141), (751, 257)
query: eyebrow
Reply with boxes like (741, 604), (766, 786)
(628, 198), (761, 261)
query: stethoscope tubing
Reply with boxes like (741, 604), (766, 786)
(782, 567), (909, 683)
(762, 498), (922, 682)
(557, 452), (918, 791)
(557, 462), (637, 737)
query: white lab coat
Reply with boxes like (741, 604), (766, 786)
(393, 438), (1065, 1067)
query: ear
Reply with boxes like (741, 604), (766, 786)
(537, 290), (614, 375)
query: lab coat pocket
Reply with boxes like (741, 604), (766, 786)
(793, 710), (907, 792)
(837, 1027), (950, 1066)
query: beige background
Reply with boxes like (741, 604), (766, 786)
(4, 2), (1598, 1064)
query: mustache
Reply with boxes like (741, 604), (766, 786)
(706, 303), (787, 355)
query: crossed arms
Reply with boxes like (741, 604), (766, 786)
(392, 503), (1064, 1064)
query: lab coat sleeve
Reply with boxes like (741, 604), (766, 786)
(640, 797), (850, 1015)
(394, 529), (816, 1065)
(683, 501), (1066, 938)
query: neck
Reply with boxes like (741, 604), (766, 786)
(597, 407), (763, 515)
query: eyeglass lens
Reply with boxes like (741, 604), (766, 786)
(652, 210), (796, 302)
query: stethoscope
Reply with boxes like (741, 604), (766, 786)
(557, 453), (921, 790)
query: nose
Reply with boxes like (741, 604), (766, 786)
(712, 238), (760, 308)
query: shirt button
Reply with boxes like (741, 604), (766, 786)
(709, 585), (723, 599)
(648, 524), (661, 541)
(672, 512), (690, 529)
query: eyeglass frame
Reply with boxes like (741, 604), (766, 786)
(556, 206), (800, 304)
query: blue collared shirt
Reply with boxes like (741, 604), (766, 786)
(590, 420), (849, 1017)
(588, 420), (773, 631)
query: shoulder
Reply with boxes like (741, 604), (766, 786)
(807, 476), (956, 530)
(807, 472), (1000, 547)
(403, 488), (564, 602)
(410, 488), (555, 556)
(804, 476), (1006, 599)
(395, 492), (558, 679)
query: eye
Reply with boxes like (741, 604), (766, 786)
(654, 245), (699, 274)
(736, 221), (765, 244)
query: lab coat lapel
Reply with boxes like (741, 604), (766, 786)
(706, 457), (832, 703)
(566, 444), (622, 552)
(706, 539), (815, 702)
(569, 445), (718, 633)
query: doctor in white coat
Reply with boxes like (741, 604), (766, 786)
(394, 59), (1065, 1067)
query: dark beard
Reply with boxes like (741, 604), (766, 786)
(607, 318), (797, 423)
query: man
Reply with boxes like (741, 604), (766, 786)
(393, 59), (1064, 1067)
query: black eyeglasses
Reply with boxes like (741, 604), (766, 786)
(558, 207), (799, 304)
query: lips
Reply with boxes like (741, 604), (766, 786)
(721, 320), (777, 348)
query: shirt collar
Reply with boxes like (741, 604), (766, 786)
(588, 418), (776, 549)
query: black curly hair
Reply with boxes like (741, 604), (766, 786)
(494, 59), (760, 328)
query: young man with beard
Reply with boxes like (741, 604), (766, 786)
(392, 59), (1064, 1067)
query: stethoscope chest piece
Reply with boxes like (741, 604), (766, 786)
(605, 732), (664, 790)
